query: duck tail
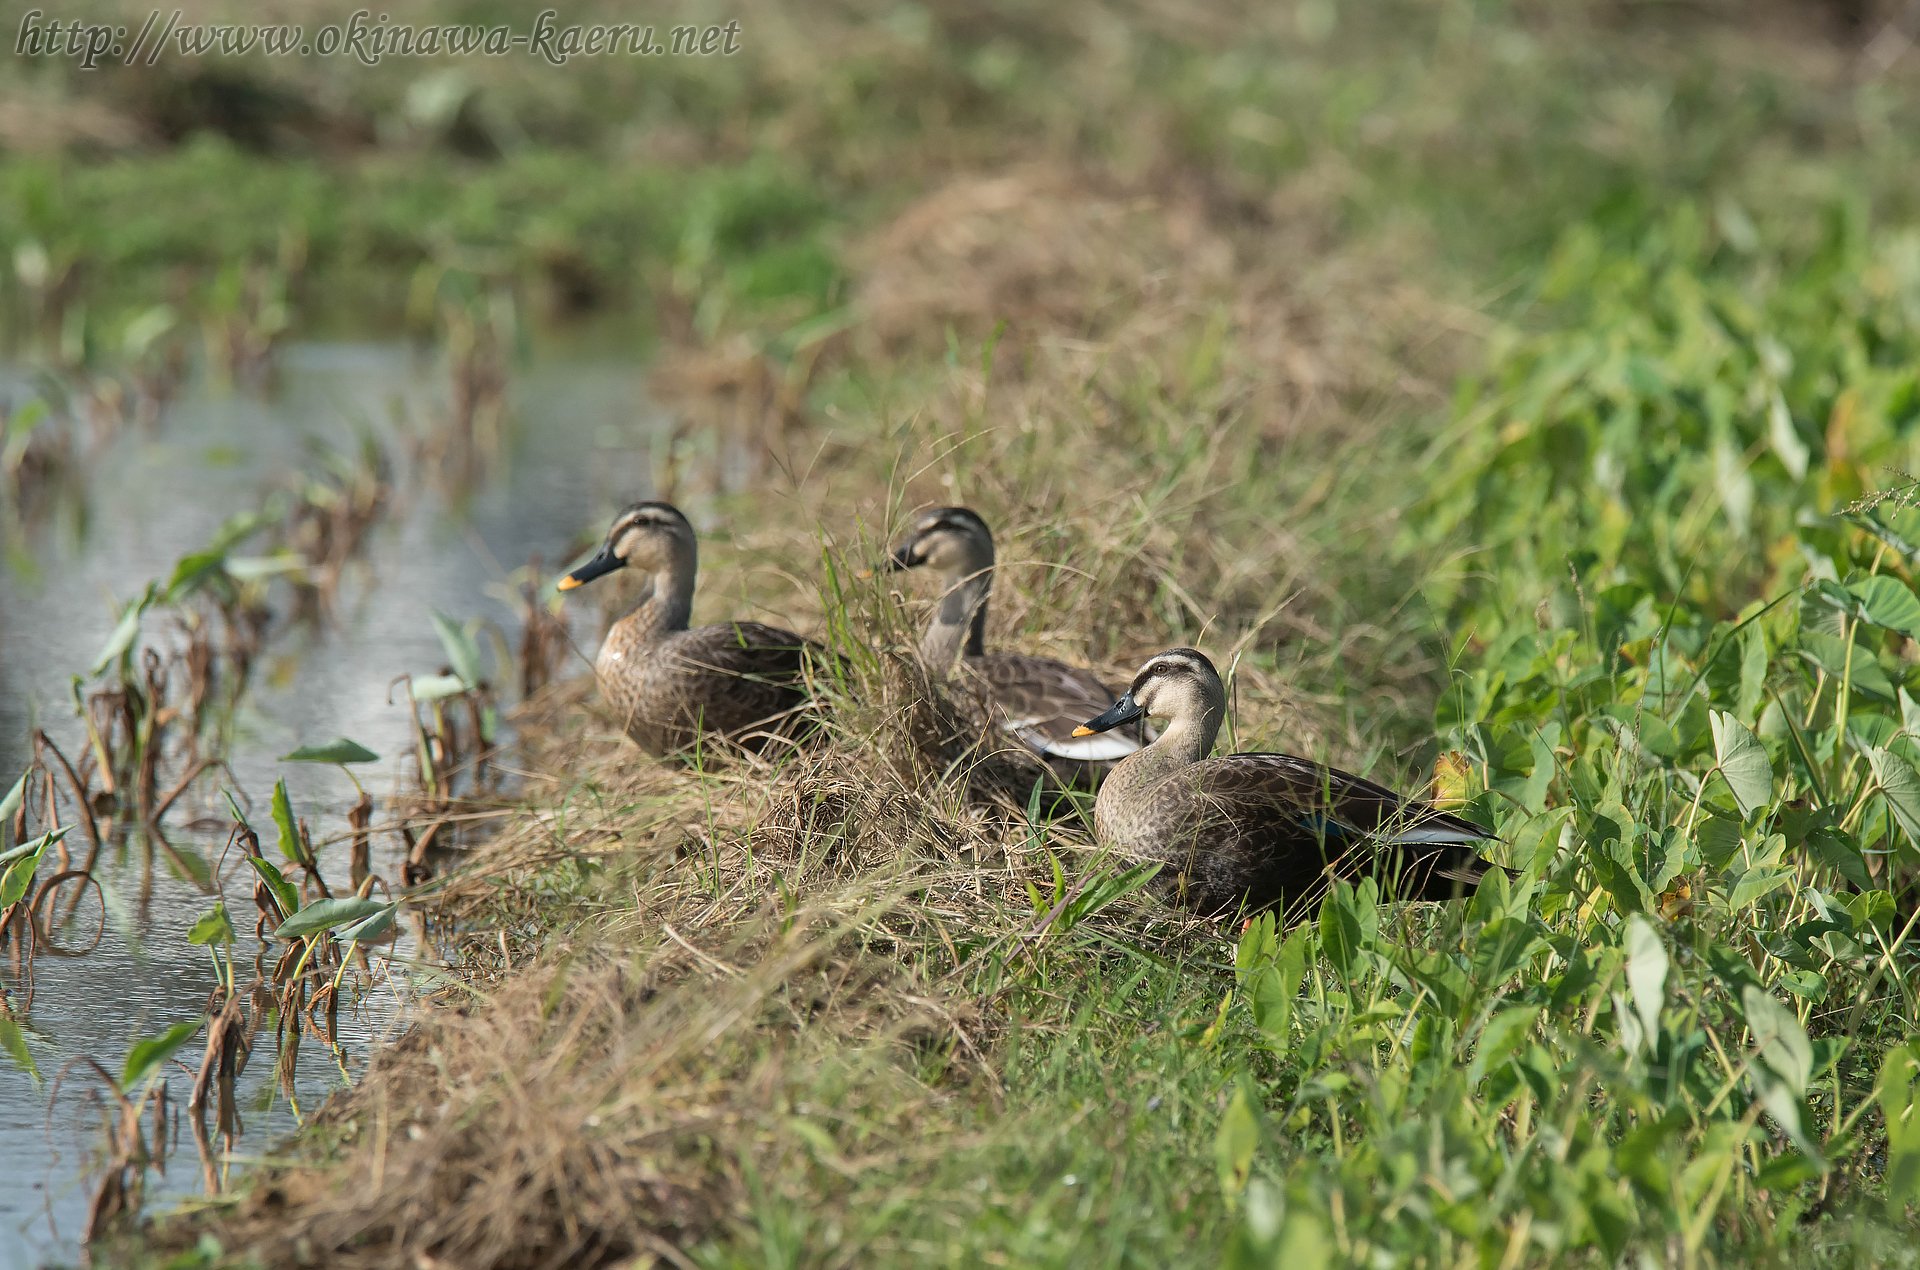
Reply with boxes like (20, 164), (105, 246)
(1387, 843), (1513, 902)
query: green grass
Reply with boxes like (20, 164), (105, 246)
(12, 1), (1920, 1266)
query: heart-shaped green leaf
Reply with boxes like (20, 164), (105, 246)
(90, 583), (158, 677)
(1711, 710), (1773, 816)
(247, 856), (298, 918)
(431, 610), (485, 690)
(1625, 915), (1668, 1045)
(0, 768), (28, 834)
(121, 1020), (202, 1092)
(187, 903), (235, 947)
(1868, 747), (1920, 842)
(0, 827), (69, 908)
(273, 896), (393, 940)
(280, 738), (380, 765)
(409, 673), (469, 701)
(270, 778), (301, 864)
(337, 903), (398, 943)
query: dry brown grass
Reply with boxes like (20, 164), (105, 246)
(151, 613), (1227, 1267)
(123, 6), (1539, 1262)
(136, 147), (1473, 1270)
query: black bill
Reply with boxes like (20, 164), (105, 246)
(1072, 691), (1144, 737)
(556, 543), (623, 591)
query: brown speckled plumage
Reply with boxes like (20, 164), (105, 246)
(561, 502), (823, 756)
(888, 507), (1148, 777)
(1084, 649), (1502, 918)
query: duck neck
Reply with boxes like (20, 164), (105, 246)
(1103, 702), (1222, 800)
(619, 545), (697, 643)
(919, 566), (991, 672)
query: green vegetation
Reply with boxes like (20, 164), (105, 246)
(7, 1), (1920, 1266)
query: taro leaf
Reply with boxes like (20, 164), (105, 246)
(1600, 705), (1677, 760)
(1769, 386), (1810, 480)
(337, 903), (398, 943)
(90, 583), (158, 676)
(431, 611), (485, 689)
(409, 673), (469, 702)
(1694, 816), (1745, 869)
(273, 896), (392, 940)
(0, 1017), (39, 1084)
(269, 777), (303, 864)
(206, 506), (271, 556)
(1738, 622), (1768, 723)
(1804, 827), (1873, 892)
(280, 738), (380, 765)
(1234, 911), (1279, 983)
(1727, 833), (1795, 910)
(222, 788), (250, 831)
(225, 554), (304, 581)
(1522, 727), (1558, 813)
(0, 398), (49, 468)
(1755, 1152), (1823, 1192)
(1470, 917), (1544, 988)
(1878, 1042), (1920, 1207)
(0, 828), (68, 908)
(187, 903), (235, 947)
(1867, 748), (1920, 843)
(165, 550), (228, 603)
(1849, 506), (1920, 563)
(0, 768), (27, 835)
(1318, 879), (1377, 983)
(1847, 889), (1896, 932)
(1727, 866), (1794, 911)
(121, 1020), (202, 1092)
(1625, 915), (1668, 1044)
(1904, 687), (1920, 738)
(161, 843), (214, 890)
(1803, 581), (1854, 636)
(247, 856), (299, 919)
(1798, 631), (1898, 701)
(1756, 1076), (1822, 1161)
(1779, 970), (1828, 1001)
(1846, 576), (1920, 640)
(1617, 1112), (1686, 1197)
(1467, 1005), (1542, 1085)
(1743, 985), (1813, 1095)
(1213, 1085), (1259, 1200)
(1248, 927), (1310, 1043)
(1611, 990), (1645, 1054)
(1711, 710), (1773, 816)
(1845, 714), (1919, 774)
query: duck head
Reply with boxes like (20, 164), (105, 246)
(886, 506), (995, 578)
(557, 501), (698, 591)
(886, 506), (996, 665)
(1074, 647), (1225, 750)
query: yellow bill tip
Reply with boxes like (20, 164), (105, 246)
(556, 575), (583, 591)
(1071, 725), (1095, 737)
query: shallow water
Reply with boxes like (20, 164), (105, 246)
(0, 344), (657, 1268)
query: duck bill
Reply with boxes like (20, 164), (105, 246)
(556, 544), (623, 591)
(1073, 691), (1144, 737)
(884, 541), (916, 573)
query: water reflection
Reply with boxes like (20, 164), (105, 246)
(0, 344), (657, 1268)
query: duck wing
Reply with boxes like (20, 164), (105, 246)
(1146, 753), (1496, 914)
(666, 622), (828, 742)
(961, 654), (1147, 762)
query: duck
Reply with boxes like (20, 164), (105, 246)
(557, 501), (825, 756)
(1072, 647), (1500, 917)
(886, 506), (1150, 775)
